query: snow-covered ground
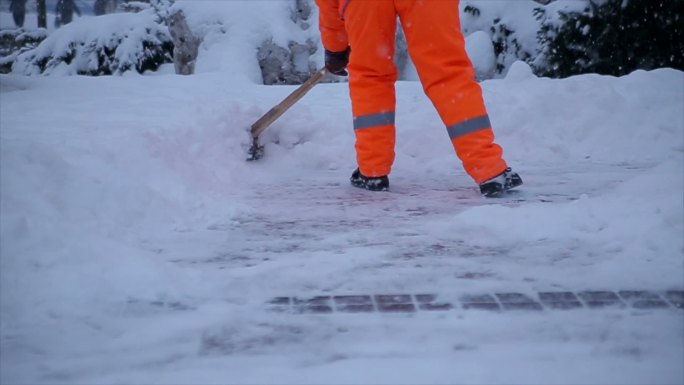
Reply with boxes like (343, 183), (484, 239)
(1, 0), (683, 379)
(2, 60), (683, 383)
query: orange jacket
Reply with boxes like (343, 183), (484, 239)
(315, 0), (349, 52)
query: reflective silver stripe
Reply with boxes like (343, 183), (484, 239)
(446, 115), (492, 140)
(353, 112), (395, 130)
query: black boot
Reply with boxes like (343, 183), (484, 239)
(350, 168), (389, 191)
(479, 167), (523, 197)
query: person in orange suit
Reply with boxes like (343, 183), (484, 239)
(315, 0), (522, 197)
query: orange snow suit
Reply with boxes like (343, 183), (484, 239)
(315, 0), (508, 184)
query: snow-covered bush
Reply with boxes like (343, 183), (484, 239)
(12, 8), (173, 76)
(534, 0), (684, 78)
(7, 0), (681, 80)
(459, 1), (543, 78)
(0, 28), (47, 74)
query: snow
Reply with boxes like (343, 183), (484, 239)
(2, 2), (684, 384)
(2, 64), (682, 385)
(11, 10), (170, 76)
(172, 1), (318, 83)
(465, 30), (496, 80)
(461, 0), (544, 41)
(2, 1), (593, 80)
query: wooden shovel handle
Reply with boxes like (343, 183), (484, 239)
(250, 68), (328, 139)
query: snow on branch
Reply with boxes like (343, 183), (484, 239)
(12, 9), (173, 76)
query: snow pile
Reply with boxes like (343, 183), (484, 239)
(489, 69), (684, 164)
(465, 30), (496, 80)
(12, 9), (172, 75)
(437, 159), (683, 290)
(172, 0), (319, 83)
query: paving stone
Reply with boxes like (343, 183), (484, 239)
(577, 291), (625, 309)
(538, 291), (583, 310)
(414, 294), (454, 311)
(334, 295), (375, 313)
(664, 290), (684, 309)
(293, 296), (333, 313)
(495, 292), (543, 311)
(460, 294), (501, 311)
(269, 297), (291, 305)
(618, 290), (670, 309)
(267, 296), (292, 312)
(375, 294), (416, 313)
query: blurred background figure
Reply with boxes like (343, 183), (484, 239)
(10, 0), (27, 27)
(55, 0), (81, 27)
(94, 0), (118, 16)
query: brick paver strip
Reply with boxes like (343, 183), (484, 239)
(375, 294), (416, 313)
(269, 290), (683, 314)
(460, 294), (501, 311)
(334, 295), (375, 313)
(577, 291), (626, 309)
(538, 291), (583, 310)
(664, 290), (684, 308)
(496, 293), (544, 311)
(618, 290), (669, 309)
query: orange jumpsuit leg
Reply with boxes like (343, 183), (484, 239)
(396, 0), (508, 184)
(344, 0), (398, 178)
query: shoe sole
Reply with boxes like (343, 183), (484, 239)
(483, 181), (522, 198)
(350, 181), (389, 192)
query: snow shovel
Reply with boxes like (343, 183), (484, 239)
(247, 67), (329, 161)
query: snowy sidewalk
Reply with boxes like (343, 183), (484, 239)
(1, 69), (683, 384)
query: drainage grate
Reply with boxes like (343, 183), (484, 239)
(269, 290), (684, 314)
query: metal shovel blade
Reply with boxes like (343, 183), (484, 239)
(246, 139), (264, 161)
